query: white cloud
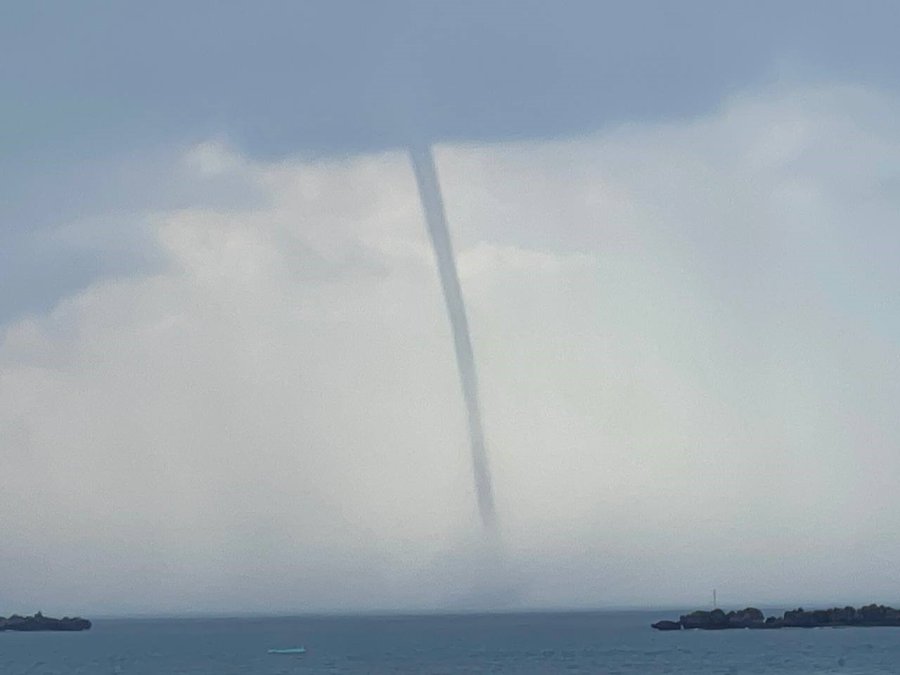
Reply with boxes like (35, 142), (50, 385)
(4, 82), (900, 614)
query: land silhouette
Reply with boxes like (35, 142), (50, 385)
(653, 605), (900, 630)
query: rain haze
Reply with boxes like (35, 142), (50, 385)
(3, 1), (900, 617)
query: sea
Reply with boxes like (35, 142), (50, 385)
(1, 610), (897, 674)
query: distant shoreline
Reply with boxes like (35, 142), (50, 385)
(652, 605), (900, 631)
(0, 613), (91, 632)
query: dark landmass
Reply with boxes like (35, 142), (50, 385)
(652, 605), (900, 630)
(0, 612), (91, 632)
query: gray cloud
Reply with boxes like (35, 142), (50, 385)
(3, 83), (900, 615)
(7, 1), (900, 324)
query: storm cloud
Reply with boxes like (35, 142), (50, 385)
(3, 83), (900, 615)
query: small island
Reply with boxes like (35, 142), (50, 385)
(652, 604), (900, 630)
(0, 612), (91, 632)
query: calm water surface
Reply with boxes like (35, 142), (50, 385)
(1, 611), (896, 674)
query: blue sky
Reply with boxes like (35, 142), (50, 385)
(5, 2), (900, 614)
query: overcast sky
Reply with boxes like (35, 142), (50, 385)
(4, 1), (900, 616)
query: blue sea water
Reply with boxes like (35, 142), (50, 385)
(1, 611), (898, 674)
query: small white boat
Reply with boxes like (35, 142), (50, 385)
(267, 647), (306, 655)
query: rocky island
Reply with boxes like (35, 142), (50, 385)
(0, 612), (91, 632)
(652, 604), (900, 630)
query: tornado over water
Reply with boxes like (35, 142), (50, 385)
(409, 144), (497, 531)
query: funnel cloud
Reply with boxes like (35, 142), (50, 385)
(409, 144), (497, 530)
